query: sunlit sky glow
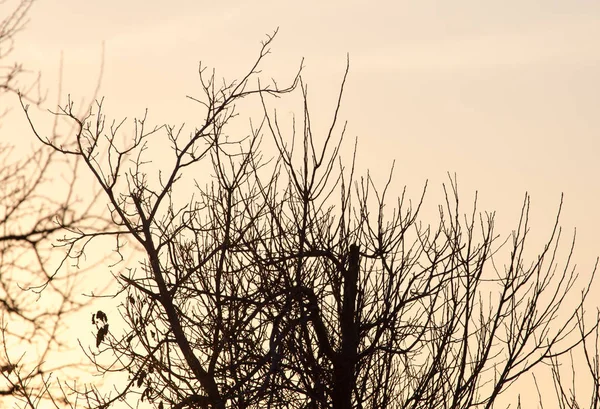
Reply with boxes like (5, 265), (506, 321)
(13, 0), (598, 258)
(2, 0), (600, 405)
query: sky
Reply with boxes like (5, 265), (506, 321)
(10, 0), (598, 267)
(3, 0), (600, 405)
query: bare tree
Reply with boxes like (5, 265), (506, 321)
(0, 0), (40, 112)
(0, 1), (108, 407)
(24, 31), (599, 409)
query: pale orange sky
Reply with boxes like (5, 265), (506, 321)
(4, 0), (598, 261)
(12, 0), (598, 265)
(3, 0), (600, 405)
(5, 2), (599, 272)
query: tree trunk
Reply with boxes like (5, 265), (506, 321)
(333, 244), (360, 409)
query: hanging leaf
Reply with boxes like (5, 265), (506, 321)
(96, 324), (109, 347)
(96, 310), (107, 323)
(137, 369), (146, 388)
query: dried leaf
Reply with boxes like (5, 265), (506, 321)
(96, 324), (109, 347)
(0, 364), (16, 374)
(137, 369), (146, 388)
(96, 310), (107, 323)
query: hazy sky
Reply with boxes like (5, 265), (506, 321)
(5, 0), (598, 263)
(6, 0), (599, 260)
(3, 0), (600, 405)
(11, 0), (598, 266)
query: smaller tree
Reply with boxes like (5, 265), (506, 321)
(1, 1), (109, 407)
